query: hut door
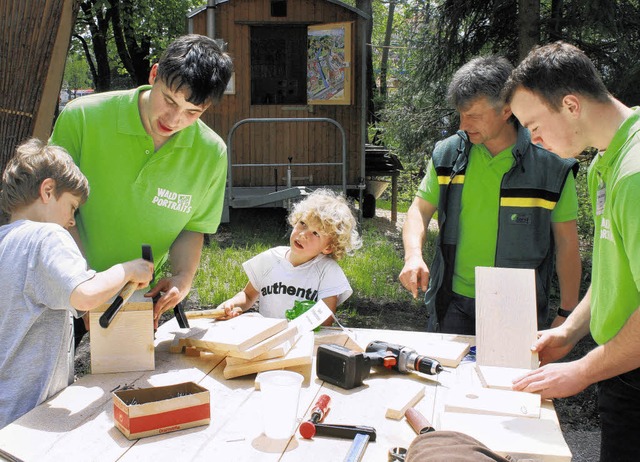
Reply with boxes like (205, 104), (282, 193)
(307, 22), (353, 105)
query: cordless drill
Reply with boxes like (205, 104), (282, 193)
(316, 340), (444, 390)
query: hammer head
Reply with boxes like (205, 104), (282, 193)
(174, 301), (190, 329)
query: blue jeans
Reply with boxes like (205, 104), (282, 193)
(440, 293), (476, 335)
(598, 367), (640, 461)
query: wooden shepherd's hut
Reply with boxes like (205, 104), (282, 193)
(187, 0), (369, 221)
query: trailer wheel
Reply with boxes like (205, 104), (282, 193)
(362, 193), (376, 218)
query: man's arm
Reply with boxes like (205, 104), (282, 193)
(399, 197), (437, 298)
(513, 287), (593, 398)
(550, 220), (582, 327)
(514, 299), (640, 399)
(146, 230), (204, 324)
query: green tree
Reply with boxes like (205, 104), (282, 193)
(63, 50), (93, 95)
(381, 0), (640, 167)
(72, 0), (201, 92)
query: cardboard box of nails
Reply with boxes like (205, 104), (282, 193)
(113, 382), (210, 439)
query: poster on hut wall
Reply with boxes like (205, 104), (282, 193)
(307, 22), (353, 105)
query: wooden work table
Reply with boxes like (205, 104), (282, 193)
(0, 320), (571, 461)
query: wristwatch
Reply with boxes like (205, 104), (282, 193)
(557, 308), (573, 318)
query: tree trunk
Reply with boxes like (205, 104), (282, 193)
(79, 0), (111, 91)
(356, 0), (377, 130)
(517, 0), (540, 61)
(549, 0), (564, 42)
(111, 0), (151, 86)
(379, 1), (396, 102)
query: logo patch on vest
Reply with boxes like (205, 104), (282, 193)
(510, 213), (531, 225)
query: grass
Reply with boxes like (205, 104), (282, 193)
(375, 198), (411, 213)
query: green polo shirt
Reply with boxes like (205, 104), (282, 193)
(50, 86), (227, 272)
(588, 108), (640, 344)
(417, 144), (578, 298)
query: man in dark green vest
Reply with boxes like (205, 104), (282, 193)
(399, 55), (581, 335)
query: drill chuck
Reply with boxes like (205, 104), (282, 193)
(365, 340), (443, 375)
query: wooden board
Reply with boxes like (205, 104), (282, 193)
(226, 324), (298, 359)
(439, 411), (572, 461)
(476, 365), (533, 390)
(182, 313), (288, 353)
(89, 290), (154, 374)
(223, 333), (314, 379)
(225, 336), (297, 366)
(475, 267), (539, 369)
(444, 386), (541, 419)
(385, 381), (425, 419)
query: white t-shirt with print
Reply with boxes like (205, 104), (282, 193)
(242, 246), (352, 318)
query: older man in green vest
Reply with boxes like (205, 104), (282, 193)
(399, 55), (581, 335)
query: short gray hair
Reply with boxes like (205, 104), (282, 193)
(447, 55), (514, 110)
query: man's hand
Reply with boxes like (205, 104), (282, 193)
(145, 274), (191, 328)
(400, 197), (437, 299)
(531, 326), (577, 366)
(399, 255), (430, 299)
(512, 361), (591, 399)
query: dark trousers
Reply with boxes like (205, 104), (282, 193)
(598, 367), (640, 461)
(440, 293), (476, 335)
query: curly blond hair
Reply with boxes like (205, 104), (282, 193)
(288, 189), (362, 260)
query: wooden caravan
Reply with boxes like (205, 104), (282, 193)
(187, 0), (369, 220)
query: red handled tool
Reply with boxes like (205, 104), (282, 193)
(99, 244), (153, 328)
(405, 407), (435, 434)
(300, 394), (331, 439)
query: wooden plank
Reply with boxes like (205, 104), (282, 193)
(444, 386), (541, 419)
(185, 313), (288, 353)
(476, 365), (533, 390)
(223, 333), (314, 379)
(439, 411), (572, 461)
(225, 335), (297, 365)
(385, 381), (425, 420)
(475, 267), (539, 369)
(225, 324), (298, 360)
(89, 290), (155, 374)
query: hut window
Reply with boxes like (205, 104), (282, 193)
(250, 25), (306, 105)
(271, 0), (287, 17)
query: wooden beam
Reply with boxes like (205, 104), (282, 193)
(33, 0), (77, 140)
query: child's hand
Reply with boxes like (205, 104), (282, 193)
(215, 301), (243, 320)
(124, 258), (154, 289)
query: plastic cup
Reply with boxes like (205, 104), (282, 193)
(258, 370), (304, 439)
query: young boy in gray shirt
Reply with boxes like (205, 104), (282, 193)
(0, 139), (154, 429)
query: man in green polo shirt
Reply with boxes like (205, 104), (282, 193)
(399, 55), (581, 335)
(506, 41), (640, 461)
(51, 35), (233, 342)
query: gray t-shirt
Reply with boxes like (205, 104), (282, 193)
(0, 220), (95, 429)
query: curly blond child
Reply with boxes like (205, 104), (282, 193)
(217, 189), (361, 324)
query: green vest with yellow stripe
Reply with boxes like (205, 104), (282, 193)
(424, 125), (578, 331)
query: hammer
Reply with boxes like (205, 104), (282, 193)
(299, 394), (376, 441)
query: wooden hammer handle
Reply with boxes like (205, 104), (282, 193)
(405, 407), (435, 434)
(184, 308), (227, 319)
